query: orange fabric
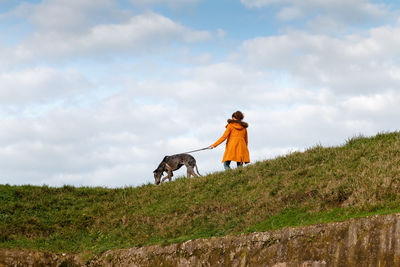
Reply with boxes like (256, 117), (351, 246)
(212, 122), (250, 163)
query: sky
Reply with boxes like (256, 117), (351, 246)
(1, 0), (400, 187)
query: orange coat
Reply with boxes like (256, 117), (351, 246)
(212, 121), (250, 163)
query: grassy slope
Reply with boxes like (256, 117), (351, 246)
(1, 132), (400, 259)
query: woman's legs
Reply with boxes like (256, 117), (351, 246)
(224, 161), (244, 170)
(223, 161), (231, 170)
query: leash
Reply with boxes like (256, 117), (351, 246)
(181, 147), (211, 154)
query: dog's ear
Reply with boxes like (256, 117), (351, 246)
(153, 170), (157, 173)
(162, 156), (169, 162)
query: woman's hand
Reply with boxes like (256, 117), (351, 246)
(208, 145), (214, 149)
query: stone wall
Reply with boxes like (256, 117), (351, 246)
(2, 213), (400, 266)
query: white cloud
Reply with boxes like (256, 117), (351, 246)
(121, 62), (273, 110)
(248, 90), (400, 152)
(1, 1), (211, 65)
(242, 25), (400, 95)
(240, 0), (280, 8)
(278, 6), (304, 21)
(29, 0), (119, 33)
(0, 101), (183, 186)
(241, 0), (389, 27)
(130, 0), (199, 4)
(10, 12), (212, 63)
(0, 67), (92, 106)
(342, 91), (400, 117)
(129, 0), (199, 9)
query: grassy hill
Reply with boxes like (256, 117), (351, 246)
(1, 132), (400, 260)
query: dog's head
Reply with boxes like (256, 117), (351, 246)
(153, 158), (167, 185)
(153, 169), (163, 185)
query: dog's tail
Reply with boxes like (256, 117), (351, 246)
(195, 164), (202, 176)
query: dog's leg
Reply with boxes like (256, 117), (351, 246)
(161, 171), (173, 183)
(186, 166), (197, 178)
(191, 168), (198, 177)
(164, 163), (174, 182)
(161, 175), (169, 183)
(195, 164), (201, 176)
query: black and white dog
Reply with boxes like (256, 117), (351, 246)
(153, 154), (201, 185)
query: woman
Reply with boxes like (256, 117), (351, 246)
(209, 111), (250, 170)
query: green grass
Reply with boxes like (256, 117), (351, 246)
(2, 131), (400, 259)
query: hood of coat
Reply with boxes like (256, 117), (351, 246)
(227, 119), (248, 129)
